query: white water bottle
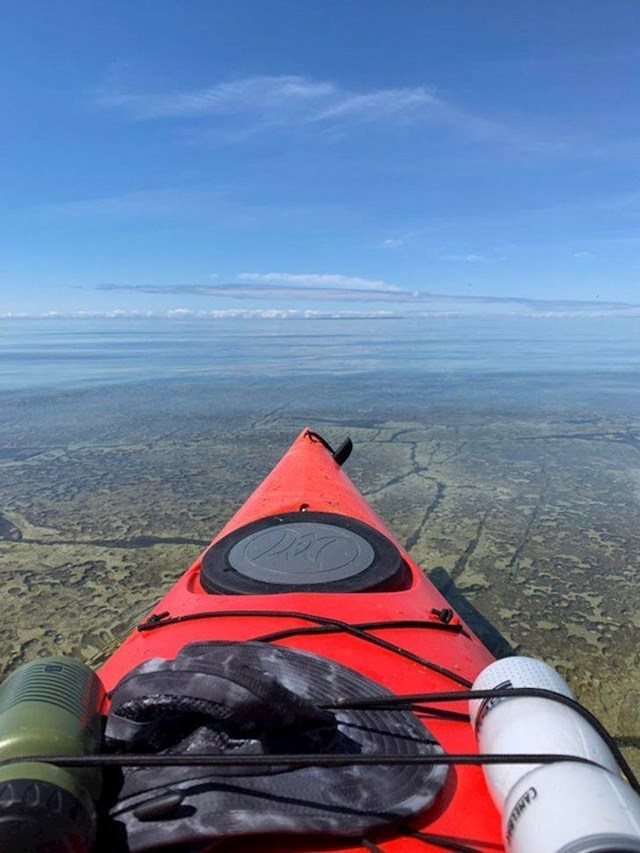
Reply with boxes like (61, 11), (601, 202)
(504, 762), (640, 852)
(469, 657), (640, 852)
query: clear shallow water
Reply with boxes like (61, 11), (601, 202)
(0, 316), (639, 773)
(2, 316), (640, 390)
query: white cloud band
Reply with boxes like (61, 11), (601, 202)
(237, 272), (400, 291)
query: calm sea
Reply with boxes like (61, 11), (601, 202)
(1, 316), (640, 772)
(2, 316), (640, 392)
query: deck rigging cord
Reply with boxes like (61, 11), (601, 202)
(123, 565), (640, 849)
(1, 650), (633, 852)
(135, 608), (639, 792)
(1, 686), (635, 791)
(0, 751), (613, 771)
(361, 831), (491, 853)
(138, 609), (473, 687)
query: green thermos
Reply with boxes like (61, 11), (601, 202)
(0, 656), (105, 852)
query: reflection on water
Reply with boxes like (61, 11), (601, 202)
(0, 318), (638, 772)
(3, 316), (640, 390)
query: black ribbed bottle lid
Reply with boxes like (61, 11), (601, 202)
(0, 778), (93, 853)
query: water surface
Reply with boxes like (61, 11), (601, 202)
(0, 316), (638, 771)
(3, 316), (640, 390)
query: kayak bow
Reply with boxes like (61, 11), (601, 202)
(3, 429), (638, 851)
(98, 428), (501, 851)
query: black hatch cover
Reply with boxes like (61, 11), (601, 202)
(200, 511), (406, 594)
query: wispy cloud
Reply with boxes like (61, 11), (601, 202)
(0, 309), (155, 319)
(97, 76), (338, 120)
(236, 271), (400, 292)
(165, 308), (402, 319)
(440, 253), (487, 262)
(0, 308), (455, 321)
(377, 238), (405, 250)
(96, 279), (639, 315)
(8, 301), (640, 320)
(95, 73), (552, 152)
(308, 87), (438, 123)
(96, 75), (438, 128)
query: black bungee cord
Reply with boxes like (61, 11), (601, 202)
(135, 611), (639, 792)
(138, 608), (474, 688)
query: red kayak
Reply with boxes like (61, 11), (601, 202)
(2, 428), (638, 852)
(98, 428), (502, 851)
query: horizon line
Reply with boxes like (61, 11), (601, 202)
(3, 308), (640, 321)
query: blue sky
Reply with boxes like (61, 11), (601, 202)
(2, 0), (640, 318)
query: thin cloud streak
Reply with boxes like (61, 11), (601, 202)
(441, 253), (487, 262)
(237, 272), (400, 291)
(308, 87), (438, 122)
(96, 75), (440, 127)
(0, 308), (407, 320)
(96, 74), (557, 153)
(377, 238), (405, 249)
(6, 305), (640, 320)
(96, 282), (638, 314)
(97, 76), (338, 120)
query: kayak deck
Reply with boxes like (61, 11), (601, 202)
(98, 429), (503, 851)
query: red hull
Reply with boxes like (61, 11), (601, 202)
(99, 429), (503, 851)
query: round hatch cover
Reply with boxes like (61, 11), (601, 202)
(200, 511), (405, 594)
(229, 520), (375, 585)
